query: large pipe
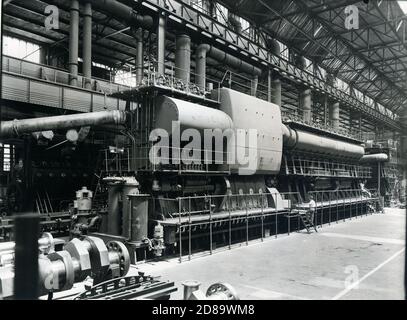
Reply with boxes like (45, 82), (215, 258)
(79, 0), (153, 30)
(360, 153), (389, 163)
(69, 0), (80, 86)
(268, 40), (281, 106)
(195, 44), (262, 90)
(299, 89), (312, 123)
(82, 1), (92, 89)
(157, 14), (166, 75)
(175, 34), (191, 83)
(134, 28), (144, 85)
(0, 110), (126, 138)
(251, 75), (258, 96)
(282, 125), (365, 159)
(329, 101), (340, 131)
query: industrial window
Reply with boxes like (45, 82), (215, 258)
(190, 0), (209, 14)
(215, 3), (228, 25)
(279, 42), (289, 60)
(2, 36), (40, 63)
(337, 78), (349, 94)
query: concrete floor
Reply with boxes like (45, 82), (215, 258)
(132, 208), (406, 300)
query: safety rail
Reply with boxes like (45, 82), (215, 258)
(281, 111), (362, 141)
(155, 189), (379, 262)
(2, 55), (128, 95)
(282, 156), (372, 178)
(111, 61), (222, 103)
(101, 146), (231, 174)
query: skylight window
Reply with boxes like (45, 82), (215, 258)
(398, 1), (407, 15)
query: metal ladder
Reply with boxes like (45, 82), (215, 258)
(298, 210), (318, 233)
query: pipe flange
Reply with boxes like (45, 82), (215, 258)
(206, 283), (239, 300)
(106, 241), (130, 277)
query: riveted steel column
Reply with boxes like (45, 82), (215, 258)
(83, 1), (92, 89)
(69, 0), (80, 86)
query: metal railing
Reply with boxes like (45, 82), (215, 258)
(1, 55), (129, 95)
(281, 111), (362, 141)
(102, 146), (231, 174)
(113, 61), (222, 102)
(282, 157), (372, 178)
(154, 188), (379, 262)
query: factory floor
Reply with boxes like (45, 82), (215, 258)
(132, 208), (406, 300)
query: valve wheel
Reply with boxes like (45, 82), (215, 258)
(206, 282), (239, 300)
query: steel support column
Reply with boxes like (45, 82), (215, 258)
(69, 0), (80, 86)
(82, 1), (92, 89)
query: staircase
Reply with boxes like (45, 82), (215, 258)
(298, 210), (317, 233)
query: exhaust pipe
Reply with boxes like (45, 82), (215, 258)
(196, 44), (262, 90)
(79, 0), (153, 30)
(281, 124), (365, 159)
(0, 110), (126, 138)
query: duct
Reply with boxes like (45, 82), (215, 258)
(175, 34), (191, 83)
(329, 102), (340, 131)
(134, 28), (144, 85)
(281, 125), (365, 159)
(154, 96), (233, 133)
(0, 110), (126, 138)
(251, 75), (258, 96)
(82, 1), (92, 89)
(268, 70), (281, 106)
(157, 15), (166, 75)
(69, 0), (80, 86)
(267, 39), (281, 56)
(360, 153), (389, 163)
(195, 44), (262, 90)
(79, 0), (153, 30)
(299, 89), (312, 123)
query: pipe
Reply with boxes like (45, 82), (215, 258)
(175, 34), (191, 83)
(157, 14), (166, 75)
(299, 89), (312, 123)
(281, 124), (365, 159)
(268, 69), (281, 106)
(69, 0), (80, 86)
(329, 102), (340, 131)
(360, 153), (389, 163)
(82, 1), (92, 89)
(251, 75), (258, 96)
(134, 28), (144, 85)
(195, 44), (262, 90)
(0, 110), (126, 138)
(79, 0), (153, 30)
